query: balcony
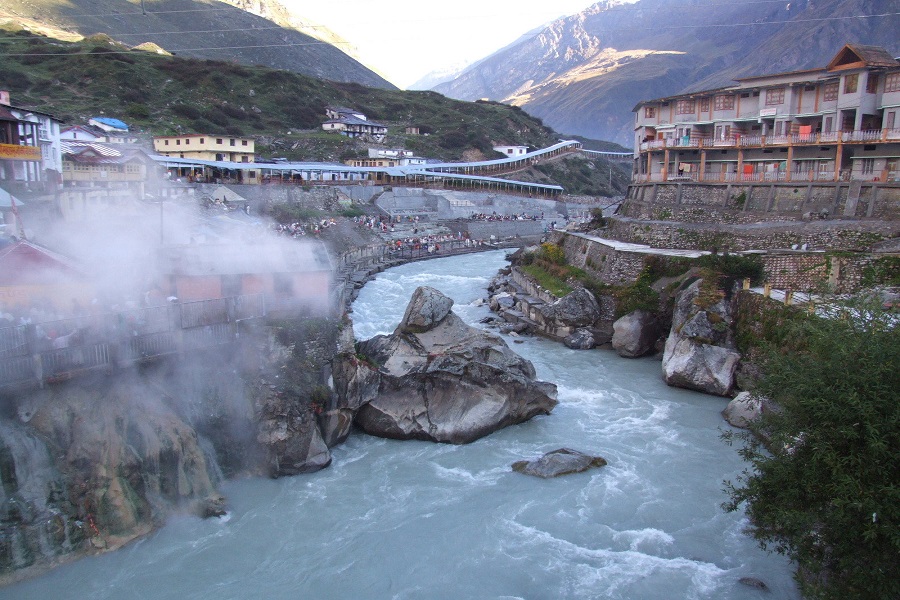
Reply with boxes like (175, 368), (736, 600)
(631, 169), (900, 184)
(639, 128), (900, 152)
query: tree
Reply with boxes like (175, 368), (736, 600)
(723, 299), (900, 600)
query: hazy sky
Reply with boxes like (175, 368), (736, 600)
(282, 0), (601, 88)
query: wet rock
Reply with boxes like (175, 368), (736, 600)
(723, 392), (764, 428)
(612, 309), (660, 358)
(540, 288), (601, 328)
(198, 494), (227, 518)
(738, 576), (770, 591)
(351, 287), (557, 444)
(564, 328), (596, 350)
(512, 448), (607, 478)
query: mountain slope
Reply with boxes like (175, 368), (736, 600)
(433, 0), (900, 145)
(0, 0), (395, 89)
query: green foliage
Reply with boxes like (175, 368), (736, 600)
(861, 256), (900, 287)
(521, 264), (573, 297)
(723, 300), (900, 600)
(696, 253), (764, 284)
(0, 30), (559, 161)
(540, 242), (566, 265)
(613, 266), (659, 317)
(267, 203), (326, 223)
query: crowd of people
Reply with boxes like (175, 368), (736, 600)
(470, 211), (543, 221)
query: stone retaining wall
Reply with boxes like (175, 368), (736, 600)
(605, 218), (894, 253)
(552, 232), (896, 293)
(626, 182), (900, 221)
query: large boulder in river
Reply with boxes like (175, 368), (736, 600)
(512, 448), (607, 478)
(612, 309), (660, 357)
(353, 286), (558, 444)
(662, 279), (740, 396)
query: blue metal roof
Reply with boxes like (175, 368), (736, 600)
(91, 117), (129, 131)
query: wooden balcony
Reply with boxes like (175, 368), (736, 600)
(639, 128), (900, 152)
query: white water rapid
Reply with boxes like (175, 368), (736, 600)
(1, 250), (799, 599)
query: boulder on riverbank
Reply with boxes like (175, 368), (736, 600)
(662, 279), (740, 396)
(512, 448), (607, 478)
(612, 309), (660, 357)
(722, 391), (767, 428)
(350, 286), (558, 444)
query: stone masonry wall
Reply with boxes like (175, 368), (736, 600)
(605, 219), (895, 253)
(626, 182), (900, 222)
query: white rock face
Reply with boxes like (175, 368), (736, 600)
(661, 279), (739, 396)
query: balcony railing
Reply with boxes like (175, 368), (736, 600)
(633, 170), (870, 183)
(639, 128), (900, 151)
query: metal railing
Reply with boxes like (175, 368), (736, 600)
(639, 128), (900, 151)
(0, 294), (268, 389)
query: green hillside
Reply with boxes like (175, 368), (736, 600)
(0, 29), (558, 161)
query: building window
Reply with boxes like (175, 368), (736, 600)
(644, 106), (656, 118)
(866, 73), (879, 94)
(200, 138), (205, 144)
(714, 95), (735, 110)
(700, 98), (710, 112)
(676, 99), (695, 114)
(185, 139), (190, 145)
(844, 73), (858, 94)
(885, 72), (900, 93)
(176, 139), (181, 145)
(765, 88), (785, 105)
(861, 158), (874, 175)
(242, 140), (248, 146)
(230, 139), (236, 146)
(824, 116), (833, 132)
(216, 138), (223, 144)
(823, 82), (839, 101)
(164, 140), (169, 145)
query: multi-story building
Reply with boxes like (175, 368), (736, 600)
(632, 44), (900, 183)
(0, 91), (63, 191)
(152, 134), (255, 163)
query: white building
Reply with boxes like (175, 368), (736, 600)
(0, 91), (63, 190)
(493, 145), (529, 157)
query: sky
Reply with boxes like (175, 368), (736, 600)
(282, 0), (602, 89)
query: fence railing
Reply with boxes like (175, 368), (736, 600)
(639, 128), (900, 151)
(0, 294), (267, 389)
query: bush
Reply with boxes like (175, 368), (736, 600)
(723, 299), (900, 600)
(540, 242), (566, 265)
(172, 104), (201, 120)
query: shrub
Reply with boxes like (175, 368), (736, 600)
(540, 242), (566, 265)
(724, 299), (900, 600)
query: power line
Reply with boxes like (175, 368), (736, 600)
(1, 10), (893, 57)
(1, 40), (352, 57)
(0, 25), (334, 42)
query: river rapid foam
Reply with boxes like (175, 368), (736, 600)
(0, 250), (798, 600)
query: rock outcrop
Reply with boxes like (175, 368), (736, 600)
(662, 279), (740, 396)
(512, 448), (607, 478)
(347, 286), (558, 444)
(722, 391), (767, 428)
(611, 309), (660, 358)
(539, 288), (602, 329)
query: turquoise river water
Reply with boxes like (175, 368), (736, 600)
(1, 250), (799, 599)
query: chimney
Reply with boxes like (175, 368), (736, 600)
(0, 91), (9, 105)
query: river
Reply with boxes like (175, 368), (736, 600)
(1, 250), (798, 599)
